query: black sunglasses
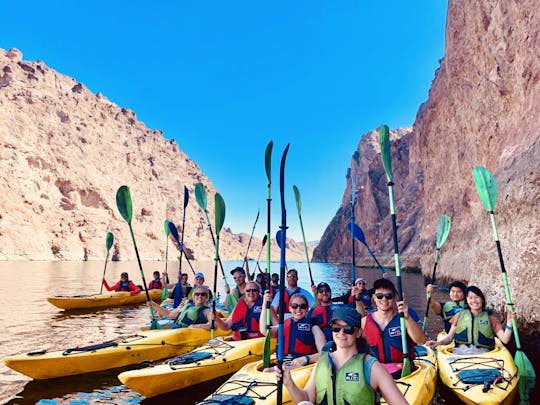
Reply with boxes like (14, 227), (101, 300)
(194, 292), (208, 297)
(245, 288), (259, 293)
(290, 303), (308, 310)
(317, 288), (330, 294)
(331, 325), (356, 335)
(375, 293), (395, 300)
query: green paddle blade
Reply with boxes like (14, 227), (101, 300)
(293, 185), (302, 214)
(160, 287), (169, 301)
(105, 232), (114, 251)
(265, 141), (273, 183)
(435, 215), (451, 249)
(164, 219), (171, 236)
(116, 186), (133, 223)
(263, 330), (271, 369)
(515, 350), (537, 379)
(226, 293), (238, 313)
(473, 166), (498, 212)
(379, 125), (393, 182)
(194, 182), (208, 211)
(214, 193), (226, 234)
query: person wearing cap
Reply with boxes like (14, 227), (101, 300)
(269, 272), (280, 299)
(308, 282), (344, 341)
(212, 281), (264, 340)
(425, 280), (467, 333)
(271, 269), (315, 315)
(275, 306), (407, 404)
(187, 272), (213, 301)
(362, 278), (426, 379)
(102, 272), (141, 296)
(224, 265), (248, 309)
(332, 278), (373, 311)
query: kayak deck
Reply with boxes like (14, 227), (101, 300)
(3, 327), (230, 379)
(47, 289), (165, 310)
(118, 336), (277, 398)
(437, 338), (519, 405)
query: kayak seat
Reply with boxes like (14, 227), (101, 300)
(199, 394), (255, 404)
(457, 368), (501, 385)
(169, 351), (213, 365)
(414, 345), (428, 357)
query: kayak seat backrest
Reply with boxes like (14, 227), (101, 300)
(414, 345), (428, 357)
(201, 394), (255, 404)
(169, 351), (213, 365)
(458, 368), (501, 384)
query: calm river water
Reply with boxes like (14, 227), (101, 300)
(0, 260), (536, 404)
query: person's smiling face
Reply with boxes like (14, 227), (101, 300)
(374, 288), (395, 312)
(192, 288), (209, 305)
(289, 296), (308, 321)
(466, 291), (483, 312)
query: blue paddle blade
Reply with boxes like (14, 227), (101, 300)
(276, 230), (285, 249)
(351, 223), (367, 245)
(168, 221), (180, 242)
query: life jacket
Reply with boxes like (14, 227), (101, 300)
(173, 303), (208, 328)
(454, 310), (495, 349)
(347, 291), (372, 309)
(315, 351), (375, 405)
(441, 300), (466, 333)
(116, 280), (131, 292)
(231, 286), (244, 300)
(231, 297), (264, 340)
(363, 312), (416, 365)
(308, 305), (334, 342)
(269, 283), (279, 299)
(278, 287), (302, 314)
(149, 279), (163, 290)
(282, 318), (317, 357)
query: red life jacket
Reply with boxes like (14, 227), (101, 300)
(278, 287), (301, 314)
(231, 297), (264, 341)
(363, 313), (416, 364)
(148, 279), (163, 289)
(282, 318), (317, 357)
(308, 305), (334, 341)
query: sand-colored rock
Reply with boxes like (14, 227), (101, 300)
(0, 48), (311, 262)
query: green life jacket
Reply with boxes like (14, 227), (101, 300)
(315, 351), (375, 405)
(174, 303), (207, 328)
(442, 300), (466, 321)
(454, 309), (495, 349)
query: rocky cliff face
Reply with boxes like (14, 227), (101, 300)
(0, 48), (310, 262)
(314, 0), (539, 328)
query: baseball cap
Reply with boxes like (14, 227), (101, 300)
(316, 282), (331, 291)
(195, 272), (205, 279)
(230, 266), (246, 275)
(330, 306), (361, 328)
(354, 278), (366, 284)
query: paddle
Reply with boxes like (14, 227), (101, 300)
(115, 186), (158, 329)
(173, 186), (190, 307)
(162, 220), (170, 301)
(244, 209), (260, 259)
(422, 214), (451, 333)
(99, 232), (114, 294)
(292, 185), (315, 286)
(350, 173), (357, 281)
(351, 223), (387, 276)
(276, 143), (290, 405)
(263, 140), (273, 369)
(211, 193), (226, 340)
(254, 234), (268, 273)
(379, 125), (410, 377)
(473, 166), (536, 378)
(168, 221), (197, 276)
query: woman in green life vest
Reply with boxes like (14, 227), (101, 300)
(149, 286), (213, 329)
(428, 285), (515, 355)
(275, 306), (407, 405)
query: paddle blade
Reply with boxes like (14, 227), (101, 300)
(226, 293), (238, 314)
(160, 288), (169, 301)
(265, 141), (273, 183)
(473, 166), (498, 212)
(164, 219), (171, 236)
(379, 125), (393, 182)
(261, 234), (268, 247)
(105, 232), (114, 251)
(276, 230), (285, 249)
(168, 221), (180, 242)
(116, 185), (133, 223)
(214, 193), (226, 234)
(351, 223), (366, 245)
(194, 182), (208, 211)
(435, 215), (451, 249)
(293, 185), (302, 214)
(183, 185), (189, 208)
(263, 330), (271, 369)
(515, 350), (537, 379)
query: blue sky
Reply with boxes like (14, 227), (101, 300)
(1, 1), (447, 242)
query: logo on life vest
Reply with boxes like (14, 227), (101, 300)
(344, 372), (359, 382)
(298, 323), (311, 331)
(388, 326), (401, 337)
(253, 306), (262, 314)
(479, 319), (489, 325)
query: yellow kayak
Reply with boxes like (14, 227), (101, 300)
(47, 289), (165, 310)
(118, 336), (277, 398)
(437, 338), (519, 405)
(3, 327), (229, 379)
(198, 359), (314, 405)
(381, 345), (437, 405)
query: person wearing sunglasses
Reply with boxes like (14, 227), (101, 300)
(270, 269), (315, 315)
(261, 292), (326, 369)
(275, 306), (408, 405)
(362, 278), (426, 379)
(149, 286), (213, 329)
(308, 282), (344, 341)
(212, 281), (264, 341)
(186, 272), (213, 302)
(425, 280), (467, 333)
(332, 278), (373, 312)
